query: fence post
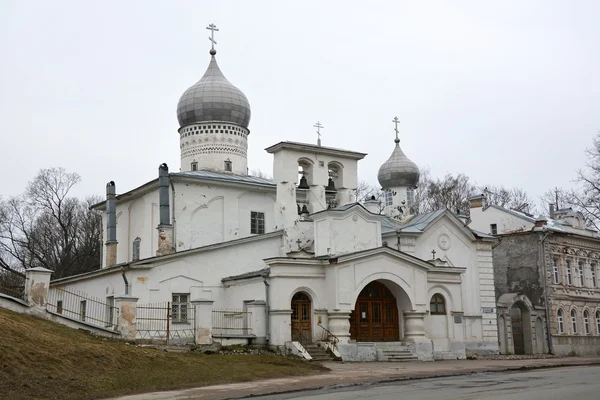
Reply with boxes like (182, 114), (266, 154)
(115, 295), (139, 340)
(191, 298), (213, 345)
(246, 300), (266, 344)
(24, 267), (53, 314)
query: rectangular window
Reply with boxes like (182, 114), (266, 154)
(106, 296), (115, 327)
(490, 224), (498, 235)
(80, 300), (87, 322)
(567, 260), (572, 285)
(579, 262), (585, 286)
(553, 259), (559, 284)
(132, 238), (141, 262)
(406, 188), (415, 205)
(250, 211), (265, 234)
(172, 293), (189, 323)
(384, 189), (393, 206)
(224, 160), (232, 172)
(57, 300), (63, 314)
(592, 265), (597, 288)
(191, 162), (198, 171)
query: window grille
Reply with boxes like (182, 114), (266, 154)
(172, 294), (189, 323)
(407, 188), (415, 205)
(250, 211), (265, 234)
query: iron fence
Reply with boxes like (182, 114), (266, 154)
(46, 287), (119, 330)
(0, 269), (26, 301)
(212, 309), (252, 336)
(136, 301), (195, 344)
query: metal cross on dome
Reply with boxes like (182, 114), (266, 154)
(207, 23), (219, 50)
(392, 116), (400, 142)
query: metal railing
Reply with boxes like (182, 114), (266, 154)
(212, 309), (252, 336)
(0, 269), (26, 301)
(46, 286), (119, 330)
(136, 302), (195, 344)
(317, 322), (339, 352)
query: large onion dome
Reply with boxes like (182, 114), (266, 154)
(377, 137), (420, 189)
(176, 50), (251, 128)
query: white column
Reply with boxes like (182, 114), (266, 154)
(114, 295), (138, 340)
(404, 310), (427, 341)
(328, 310), (351, 344)
(246, 300), (267, 344)
(24, 267), (53, 313)
(192, 299), (214, 345)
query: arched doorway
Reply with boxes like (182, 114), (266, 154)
(510, 301), (533, 355)
(291, 292), (312, 344)
(350, 281), (399, 341)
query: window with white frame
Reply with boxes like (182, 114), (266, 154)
(592, 264), (597, 288)
(490, 224), (498, 235)
(567, 260), (572, 285)
(384, 189), (393, 207)
(596, 311), (600, 335)
(553, 259), (559, 284)
(584, 310), (590, 334)
(571, 309), (577, 334)
(171, 293), (189, 323)
(578, 262), (585, 286)
(132, 237), (141, 261)
(407, 187), (415, 205)
(558, 309), (564, 333)
(250, 211), (265, 234)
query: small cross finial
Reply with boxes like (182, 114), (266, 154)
(314, 121), (324, 146)
(431, 249), (436, 260)
(206, 23), (219, 54)
(392, 116), (400, 144)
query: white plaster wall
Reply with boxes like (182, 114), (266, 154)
(173, 181), (276, 251)
(469, 206), (533, 234)
(313, 209), (382, 257)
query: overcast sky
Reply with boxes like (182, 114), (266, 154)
(1, 1), (599, 207)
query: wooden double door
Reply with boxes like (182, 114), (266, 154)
(291, 292), (312, 344)
(350, 281), (399, 342)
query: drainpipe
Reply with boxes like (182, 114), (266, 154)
(121, 266), (130, 295)
(169, 176), (177, 251)
(396, 231), (401, 252)
(539, 230), (554, 354)
(263, 276), (270, 345)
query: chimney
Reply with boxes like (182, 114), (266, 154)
(549, 203), (555, 219)
(535, 215), (548, 228)
(469, 194), (486, 209)
(105, 181), (118, 267)
(156, 163), (175, 256)
(364, 195), (380, 214)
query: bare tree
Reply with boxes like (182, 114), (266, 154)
(0, 168), (102, 278)
(420, 173), (476, 215)
(248, 169), (272, 180)
(482, 185), (536, 214)
(569, 133), (600, 229)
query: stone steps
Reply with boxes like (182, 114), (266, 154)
(382, 350), (419, 362)
(304, 344), (337, 362)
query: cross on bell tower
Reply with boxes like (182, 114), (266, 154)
(314, 121), (324, 146)
(206, 23), (219, 55)
(392, 116), (400, 144)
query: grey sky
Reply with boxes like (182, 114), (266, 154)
(2, 1), (599, 206)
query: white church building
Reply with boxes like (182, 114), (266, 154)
(50, 28), (499, 361)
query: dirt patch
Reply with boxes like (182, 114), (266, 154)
(0, 308), (326, 400)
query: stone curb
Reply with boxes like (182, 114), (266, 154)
(236, 359), (600, 399)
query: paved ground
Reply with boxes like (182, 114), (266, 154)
(255, 366), (600, 399)
(107, 356), (600, 400)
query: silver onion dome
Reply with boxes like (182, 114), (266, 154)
(177, 51), (251, 128)
(377, 138), (420, 189)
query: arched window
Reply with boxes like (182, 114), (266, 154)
(430, 294), (446, 315)
(132, 237), (141, 261)
(596, 311), (600, 335)
(557, 309), (564, 334)
(571, 309), (577, 334)
(584, 310), (590, 334)
(578, 261), (585, 286)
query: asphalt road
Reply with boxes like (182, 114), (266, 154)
(252, 365), (600, 400)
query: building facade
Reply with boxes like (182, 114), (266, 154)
(48, 29), (500, 361)
(469, 196), (600, 356)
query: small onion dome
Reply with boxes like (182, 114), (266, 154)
(176, 52), (251, 128)
(377, 139), (420, 189)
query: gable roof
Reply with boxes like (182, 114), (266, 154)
(265, 141), (367, 160)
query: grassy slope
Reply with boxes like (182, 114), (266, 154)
(0, 308), (325, 400)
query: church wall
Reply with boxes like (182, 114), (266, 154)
(172, 181), (275, 251)
(469, 206), (533, 235)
